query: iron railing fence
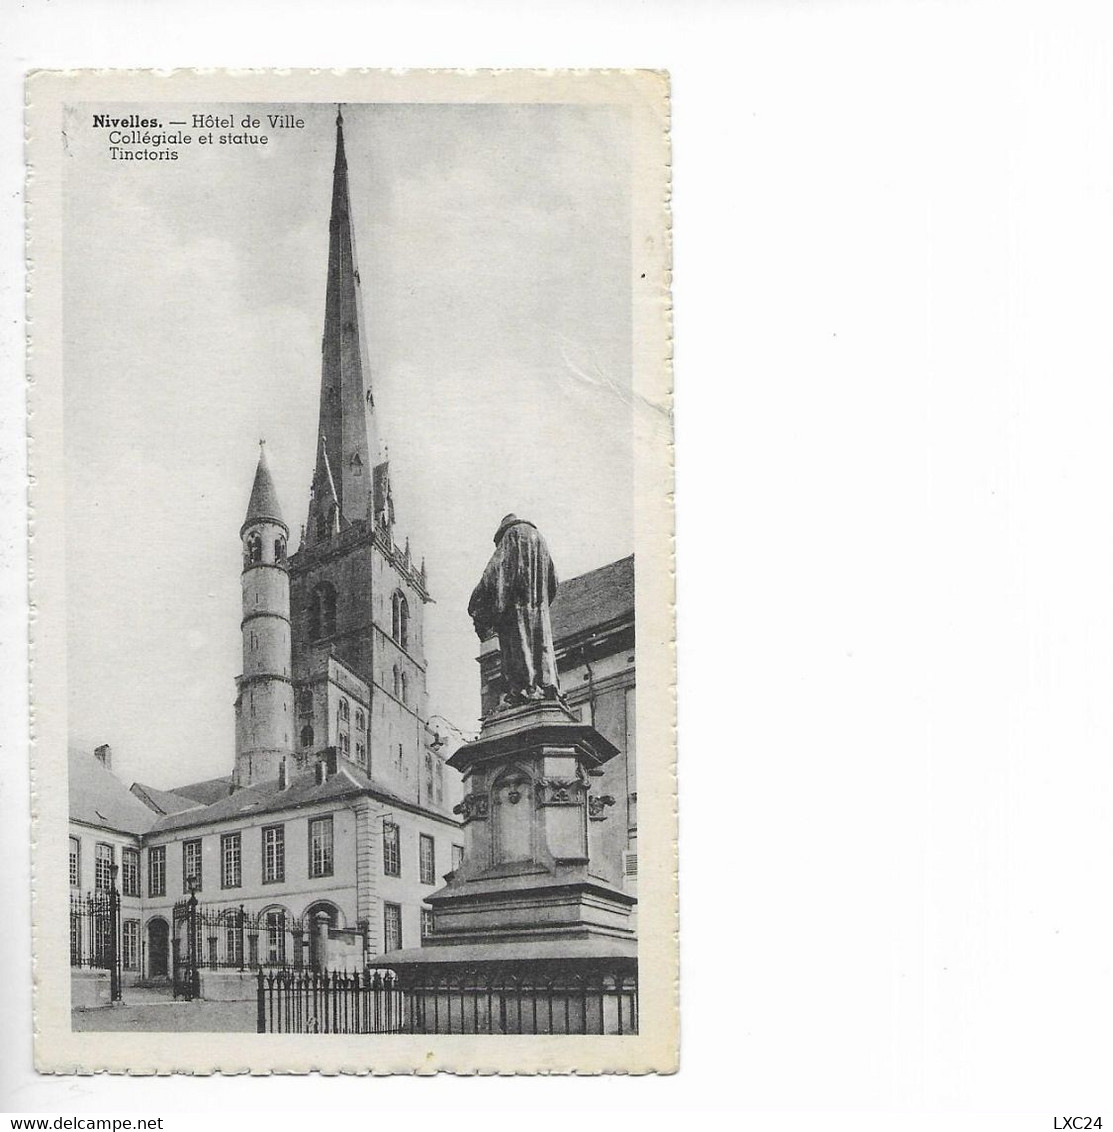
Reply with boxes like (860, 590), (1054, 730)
(69, 891), (121, 1001)
(256, 962), (638, 1035)
(403, 963), (639, 1036)
(174, 900), (250, 970)
(171, 901), (319, 999)
(256, 968), (405, 1034)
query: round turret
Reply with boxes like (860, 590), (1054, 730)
(234, 444), (294, 788)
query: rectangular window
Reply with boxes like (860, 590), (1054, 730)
(94, 843), (114, 892)
(221, 832), (242, 889)
(262, 824), (285, 884)
(70, 912), (81, 966)
(384, 902), (402, 952)
(424, 752), (434, 802)
(183, 839), (202, 892)
(94, 914), (110, 964)
(308, 815), (334, 878)
(451, 844), (465, 872)
(69, 837), (80, 889)
(122, 919), (140, 970)
(121, 847), (140, 897)
(421, 907), (434, 940)
(265, 910), (286, 965)
(419, 833), (435, 885)
(226, 920), (243, 967)
(435, 761), (444, 806)
(148, 845), (166, 897)
(355, 740), (365, 766)
(382, 820), (400, 877)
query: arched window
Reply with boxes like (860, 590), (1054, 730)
(309, 582), (337, 639)
(355, 709), (364, 731)
(274, 536), (286, 562)
(338, 698), (349, 723)
(300, 724), (314, 749)
(392, 665), (401, 698)
(246, 533), (262, 565)
(260, 907), (288, 965)
(316, 504), (338, 543)
(391, 591), (409, 649)
(400, 671), (409, 705)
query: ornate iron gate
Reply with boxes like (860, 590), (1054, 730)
(69, 889), (122, 1001)
(171, 895), (201, 1000)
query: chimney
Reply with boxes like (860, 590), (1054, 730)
(94, 744), (112, 771)
(315, 748), (338, 784)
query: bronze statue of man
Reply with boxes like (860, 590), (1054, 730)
(468, 515), (561, 705)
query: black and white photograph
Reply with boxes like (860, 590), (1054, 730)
(27, 71), (675, 1074)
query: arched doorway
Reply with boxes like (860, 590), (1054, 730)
(304, 902), (340, 971)
(147, 917), (169, 978)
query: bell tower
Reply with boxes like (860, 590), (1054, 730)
(234, 441), (294, 788)
(287, 107), (435, 803)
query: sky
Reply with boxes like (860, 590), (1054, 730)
(63, 101), (633, 790)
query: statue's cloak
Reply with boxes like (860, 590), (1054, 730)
(469, 520), (560, 698)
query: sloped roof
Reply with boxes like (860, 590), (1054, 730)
(551, 554), (634, 645)
(68, 751), (158, 836)
(170, 775), (236, 806)
(130, 781), (205, 816)
(153, 763), (365, 834)
(150, 761), (459, 835)
(242, 443), (285, 534)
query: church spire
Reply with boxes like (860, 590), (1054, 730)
(307, 105), (378, 541)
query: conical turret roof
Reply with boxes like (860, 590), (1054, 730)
(242, 442), (287, 535)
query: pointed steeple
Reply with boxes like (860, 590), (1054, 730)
(308, 105), (378, 538)
(242, 441), (286, 536)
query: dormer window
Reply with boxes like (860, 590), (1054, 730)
(350, 452), (363, 476)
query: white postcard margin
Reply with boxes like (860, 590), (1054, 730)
(27, 68), (676, 1075)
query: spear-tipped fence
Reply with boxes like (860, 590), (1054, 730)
(256, 968), (405, 1034)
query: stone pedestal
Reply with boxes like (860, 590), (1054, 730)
(370, 700), (638, 1033)
(377, 699), (637, 967)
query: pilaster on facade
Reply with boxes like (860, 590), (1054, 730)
(352, 799), (378, 951)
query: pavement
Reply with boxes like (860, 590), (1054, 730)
(72, 992), (257, 1032)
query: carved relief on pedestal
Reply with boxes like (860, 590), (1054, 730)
(452, 792), (490, 823)
(535, 776), (587, 806)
